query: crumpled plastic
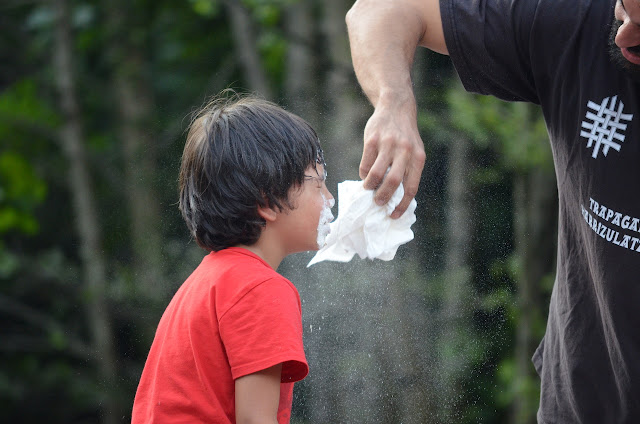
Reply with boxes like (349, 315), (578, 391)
(307, 180), (417, 267)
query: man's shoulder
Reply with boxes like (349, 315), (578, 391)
(442, 0), (607, 36)
(442, 0), (611, 102)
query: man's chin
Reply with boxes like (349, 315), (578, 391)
(608, 49), (640, 82)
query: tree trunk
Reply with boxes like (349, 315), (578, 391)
(320, 0), (367, 180)
(437, 135), (474, 420)
(106, 0), (164, 299)
(444, 137), (472, 297)
(52, 1), (118, 423)
(512, 167), (556, 424)
(223, 0), (273, 99)
(284, 0), (319, 123)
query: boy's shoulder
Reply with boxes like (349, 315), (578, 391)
(189, 247), (298, 312)
(201, 247), (280, 279)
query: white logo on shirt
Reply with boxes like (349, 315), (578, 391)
(580, 96), (633, 159)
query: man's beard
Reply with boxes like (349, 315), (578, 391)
(608, 18), (640, 82)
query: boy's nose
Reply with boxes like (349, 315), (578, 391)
(324, 188), (335, 204)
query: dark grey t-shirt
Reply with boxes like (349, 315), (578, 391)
(441, 0), (640, 422)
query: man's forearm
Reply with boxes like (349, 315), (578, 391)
(346, 0), (424, 109)
(346, 0), (444, 214)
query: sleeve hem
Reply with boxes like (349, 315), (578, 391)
(231, 353), (309, 383)
(440, 0), (481, 94)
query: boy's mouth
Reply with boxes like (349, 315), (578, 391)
(316, 196), (335, 248)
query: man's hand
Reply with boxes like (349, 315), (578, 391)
(360, 98), (425, 219)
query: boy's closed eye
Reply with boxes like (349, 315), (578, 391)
(304, 175), (324, 188)
(304, 168), (328, 188)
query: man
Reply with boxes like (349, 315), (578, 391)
(346, 0), (640, 423)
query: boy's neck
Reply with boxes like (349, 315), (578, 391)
(236, 241), (285, 270)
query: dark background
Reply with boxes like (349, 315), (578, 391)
(0, 0), (557, 423)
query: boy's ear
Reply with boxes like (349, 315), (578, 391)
(257, 204), (278, 222)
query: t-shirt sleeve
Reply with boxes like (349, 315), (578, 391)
(440, 0), (589, 104)
(219, 277), (309, 382)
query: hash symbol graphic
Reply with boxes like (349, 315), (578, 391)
(580, 96), (633, 159)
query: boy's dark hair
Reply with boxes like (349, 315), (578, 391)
(179, 92), (324, 252)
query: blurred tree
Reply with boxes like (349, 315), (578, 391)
(0, 0), (559, 422)
(223, 0), (273, 99)
(52, 0), (118, 423)
(105, 0), (164, 299)
(320, 0), (367, 178)
(284, 0), (319, 123)
(436, 133), (476, 421)
(448, 80), (556, 424)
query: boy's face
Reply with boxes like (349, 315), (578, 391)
(276, 163), (335, 253)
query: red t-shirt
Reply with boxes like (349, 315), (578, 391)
(132, 248), (309, 423)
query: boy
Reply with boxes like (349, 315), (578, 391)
(132, 94), (334, 424)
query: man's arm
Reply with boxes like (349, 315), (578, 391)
(346, 0), (447, 218)
(235, 363), (282, 424)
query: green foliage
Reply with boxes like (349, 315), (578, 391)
(0, 152), (47, 235)
(0, 250), (19, 279)
(448, 84), (553, 173)
(258, 31), (288, 81)
(439, 81), (555, 424)
(244, 0), (285, 26)
(189, 0), (221, 17)
(0, 79), (53, 281)
(496, 357), (541, 419)
(0, 1), (557, 423)
(246, 0), (289, 86)
(0, 80), (59, 141)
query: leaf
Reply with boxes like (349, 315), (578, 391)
(0, 79), (58, 131)
(189, 0), (220, 17)
(0, 151), (47, 235)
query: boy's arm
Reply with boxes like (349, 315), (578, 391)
(235, 363), (282, 424)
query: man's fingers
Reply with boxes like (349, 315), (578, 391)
(372, 161), (405, 205)
(363, 155), (390, 191)
(362, 131), (391, 190)
(360, 115), (382, 182)
(360, 141), (379, 181)
(390, 195), (413, 219)
(390, 146), (425, 218)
